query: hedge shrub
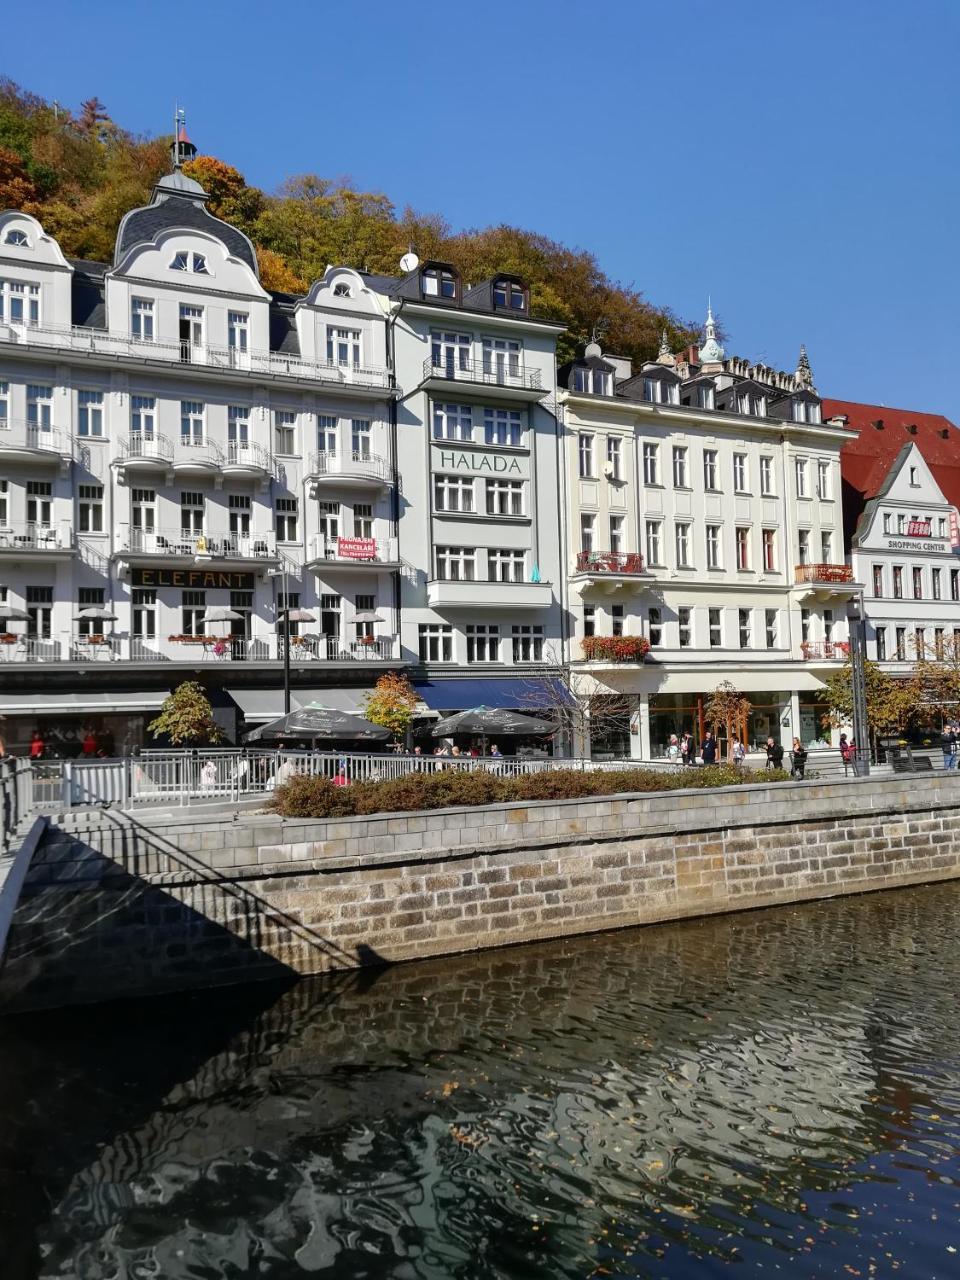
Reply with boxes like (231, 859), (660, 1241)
(271, 764), (790, 820)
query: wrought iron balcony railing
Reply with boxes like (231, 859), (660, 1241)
(422, 356), (542, 392)
(794, 563), (854, 585)
(575, 550), (645, 575)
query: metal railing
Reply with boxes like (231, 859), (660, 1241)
(307, 450), (390, 482)
(794, 563), (855, 585)
(0, 418), (72, 457)
(225, 440), (272, 472)
(799, 640), (850, 660)
(307, 534), (398, 565)
(115, 432), (174, 464)
(423, 356), (542, 391)
(0, 521), (75, 551)
(117, 526), (278, 559)
(575, 550), (645, 574)
(0, 759), (34, 849)
(0, 636), (61, 662)
(175, 437), (225, 466)
(0, 320), (392, 388)
(0, 632), (399, 664)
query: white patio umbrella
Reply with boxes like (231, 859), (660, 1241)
(0, 607), (31, 623)
(73, 607), (119, 621)
(284, 608), (316, 624)
(352, 610), (384, 624)
(201, 608), (245, 625)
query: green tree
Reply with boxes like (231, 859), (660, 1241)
(148, 681), (224, 746)
(364, 673), (418, 742)
(822, 659), (915, 741)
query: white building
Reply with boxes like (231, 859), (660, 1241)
(558, 320), (860, 758)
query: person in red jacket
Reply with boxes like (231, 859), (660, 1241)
(29, 730), (45, 760)
(82, 731), (97, 756)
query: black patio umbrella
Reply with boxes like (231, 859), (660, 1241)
(431, 705), (555, 752)
(244, 704), (390, 744)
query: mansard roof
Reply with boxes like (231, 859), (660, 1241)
(114, 185), (258, 274)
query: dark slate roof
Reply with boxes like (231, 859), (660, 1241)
(115, 191), (258, 273)
(557, 355), (617, 390)
(70, 259), (107, 329)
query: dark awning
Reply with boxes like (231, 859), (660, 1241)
(414, 677), (574, 711)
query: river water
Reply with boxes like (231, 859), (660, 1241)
(1, 884), (959, 1279)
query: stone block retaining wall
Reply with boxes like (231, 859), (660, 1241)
(2, 773), (960, 1010)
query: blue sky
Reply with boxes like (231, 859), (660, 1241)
(11, 0), (959, 417)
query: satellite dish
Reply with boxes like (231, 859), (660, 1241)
(400, 251), (420, 273)
(584, 341), (602, 359)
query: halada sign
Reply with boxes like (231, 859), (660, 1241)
(434, 448), (525, 476)
(132, 568), (255, 590)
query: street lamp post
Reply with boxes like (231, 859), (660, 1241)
(846, 597), (870, 776)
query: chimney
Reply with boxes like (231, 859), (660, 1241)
(907, 423), (918, 435)
(941, 428), (950, 439)
(872, 419), (884, 430)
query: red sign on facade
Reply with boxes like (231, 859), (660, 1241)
(337, 536), (377, 560)
(906, 519), (932, 537)
(951, 511), (960, 549)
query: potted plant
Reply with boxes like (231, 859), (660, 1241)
(581, 635), (651, 663)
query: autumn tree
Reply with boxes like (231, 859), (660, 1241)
(364, 672), (419, 742)
(822, 659), (915, 743)
(148, 682), (224, 746)
(704, 681), (752, 761)
(907, 632), (960, 730)
(0, 146), (35, 206)
(182, 155), (264, 231)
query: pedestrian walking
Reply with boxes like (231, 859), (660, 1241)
(680, 732), (693, 767)
(732, 739), (746, 769)
(666, 734), (681, 764)
(790, 737), (808, 780)
(942, 724), (958, 770)
(766, 736), (784, 770)
(29, 730), (44, 761)
(701, 731), (717, 765)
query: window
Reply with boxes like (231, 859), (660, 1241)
(675, 521), (691, 567)
(607, 437), (622, 479)
(765, 609), (777, 649)
(277, 589), (301, 638)
(760, 455), (774, 496)
(353, 503), (373, 538)
(733, 453), (748, 492)
(351, 419), (371, 459)
(580, 513), (595, 552)
(192, 253), (208, 275)
(180, 490), (204, 536)
(318, 501), (340, 540)
(275, 497), (298, 542)
(493, 279), (526, 310)
(4, 229), (28, 246)
(433, 403), (473, 441)
(936, 627), (945, 658)
(317, 414), (338, 454)
(609, 515), (624, 553)
(913, 567), (923, 599)
(228, 406), (249, 448)
(489, 550), (525, 582)
(611, 604), (624, 637)
(642, 442), (659, 485)
(178, 303), (203, 358)
(274, 410), (296, 455)
(432, 331), (470, 373)
(876, 626), (887, 661)
(823, 609), (834, 642)
(739, 608), (751, 649)
(327, 327), (361, 367)
(333, 282), (352, 298)
(696, 383), (714, 410)
(483, 407), (522, 446)
(648, 607), (662, 646)
(170, 251), (188, 271)
(26, 586), (52, 638)
(512, 625), (543, 662)
(0, 380), (7, 424)
(434, 475), (474, 513)
(229, 494), (251, 537)
(895, 627), (906, 660)
(0, 479), (6, 524)
(132, 587), (156, 639)
(78, 483), (103, 533)
(678, 607), (691, 648)
(816, 460), (830, 500)
(131, 395), (155, 437)
(890, 564), (903, 599)
(708, 608), (722, 648)
(645, 519), (662, 566)
(353, 594), (375, 640)
(482, 338), (521, 382)
(583, 605), (595, 638)
(735, 526), (750, 570)
(467, 624), (501, 662)
(798, 529), (810, 565)
(795, 458), (808, 498)
(705, 524), (721, 569)
(933, 567), (942, 600)
(573, 366), (612, 395)
(77, 389), (104, 437)
(419, 624), (453, 662)
(916, 627), (926, 656)
(179, 400), (203, 446)
(131, 488), (155, 535)
(909, 466), (919, 487)
(873, 565), (884, 597)
(421, 267), (457, 299)
(819, 530), (832, 563)
(27, 384), (52, 429)
(26, 480), (52, 526)
(883, 513), (891, 535)
(938, 517), (947, 538)
(762, 529), (776, 572)
(76, 587), (105, 638)
(131, 298), (155, 341)
(952, 568), (959, 601)
(182, 589), (205, 637)
(227, 311), (248, 359)
(578, 433), (594, 478)
(672, 446), (687, 488)
(703, 449), (718, 491)
(0, 279), (40, 325)
(436, 546), (476, 581)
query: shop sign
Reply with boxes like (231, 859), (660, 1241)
(885, 539), (947, 554)
(951, 510), (960, 549)
(132, 568), (255, 590)
(434, 448), (525, 476)
(906, 519), (931, 536)
(337, 536), (377, 560)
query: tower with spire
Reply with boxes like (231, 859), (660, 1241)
(698, 300), (725, 369)
(171, 107), (197, 170)
(794, 344), (816, 393)
(656, 329), (675, 367)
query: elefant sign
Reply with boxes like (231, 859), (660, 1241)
(132, 568), (256, 590)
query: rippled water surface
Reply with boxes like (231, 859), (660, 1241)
(1, 885), (960, 1279)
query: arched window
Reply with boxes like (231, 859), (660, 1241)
(4, 229), (29, 246)
(333, 282), (352, 297)
(421, 266), (457, 300)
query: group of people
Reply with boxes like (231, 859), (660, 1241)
(664, 731), (810, 780)
(9, 729), (110, 761)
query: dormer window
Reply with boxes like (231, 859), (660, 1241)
(493, 279), (527, 311)
(4, 230), (28, 246)
(421, 266), (458, 300)
(696, 384), (714, 410)
(170, 251), (209, 273)
(573, 367), (611, 395)
(333, 283), (352, 298)
(792, 399), (822, 424)
(738, 392), (766, 417)
(171, 251), (189, 271)
(192, 253), (208, 275)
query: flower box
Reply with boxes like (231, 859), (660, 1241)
(0, 634), (15, 644)
(581, 635), (651, 663)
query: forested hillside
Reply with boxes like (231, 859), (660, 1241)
(0, 79), (700, 364)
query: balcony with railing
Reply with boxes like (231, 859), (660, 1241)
(799, 640), (850, 662)
(427, 577), (554, 609)
(306, 450), (391, 491)
(0, 320), (394, 391)
(0, 419), (72, 467)
(421, 356), (544, 400)
(113, 432), (175, 474)
(114, 526), (278, 565)
(173, 437), (225, 474)
(571, 550), (649, 590)
(793, 562), (860, 601)
(223, 440), (273, 478)
(0, 631), (402, 665)
(306, 534), (399, 572)
(0, 521), (76, 558)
